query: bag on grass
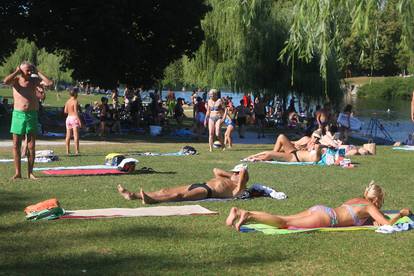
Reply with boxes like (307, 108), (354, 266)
(26, 207), (65, 221)
(24, 198), (60, 214)
(117, 158), (138, 173)
(180, 146), (197, 155)
(105, 153), (126, 166)
(24, 198), (65, 221)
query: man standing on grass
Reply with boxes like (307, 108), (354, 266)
(3, 62), (53, 180)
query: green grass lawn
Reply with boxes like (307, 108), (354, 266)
(0, 88), (104, 108)
(0, 141), (413, 275)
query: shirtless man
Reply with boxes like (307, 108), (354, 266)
(3, 62), (53, 179)
(117, 164), (249, 204)
(243, 133), (321, 162)
(64, 87), (83, 155)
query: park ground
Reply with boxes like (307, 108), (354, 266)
(0, 83), (413, 274)
(0, 139), (413, 275)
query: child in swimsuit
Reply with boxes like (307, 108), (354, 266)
(64, 88), (82, 155)
(226, 182), (412, 231)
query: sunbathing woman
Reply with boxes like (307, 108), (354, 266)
(226, 182), (412, 231)
(243, 133), (322, 162)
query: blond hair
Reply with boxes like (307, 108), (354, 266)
(364, 180), (384, 205)
(209, 89), (218, 96)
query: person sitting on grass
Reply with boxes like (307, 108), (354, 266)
(243, 133), (322, 163)
(226, 181), (412, 231)
(117, 164), (249, 204)
(64, 87), (82, 155)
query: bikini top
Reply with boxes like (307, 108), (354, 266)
(209, 100), (222, 112)
(342, 203), (368, 226)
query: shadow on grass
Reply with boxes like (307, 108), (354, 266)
(0, 222), (289, 274)
(0, 190), (32, 217)
(39, 168), (176, 178)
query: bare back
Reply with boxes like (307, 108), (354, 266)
(12, 77), (40, 111)
(64, 98), (79, 117)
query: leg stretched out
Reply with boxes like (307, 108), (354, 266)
(226, 207), (330, 231)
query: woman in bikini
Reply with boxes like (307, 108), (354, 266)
(205, 89), (226, 151)
(243, 133), (322, 162)
(226, 182), (412, 231)
(223, 101), (235, 149)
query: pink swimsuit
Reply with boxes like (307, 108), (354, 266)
(66, 115), (80, 129)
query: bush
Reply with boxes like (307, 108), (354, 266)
(357, 76), (414, 100)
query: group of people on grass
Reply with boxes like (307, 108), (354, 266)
(3, 61), (412, 232)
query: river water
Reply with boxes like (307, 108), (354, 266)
(161, 90), (413, 143)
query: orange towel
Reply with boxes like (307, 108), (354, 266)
(24, 198), (60, 214)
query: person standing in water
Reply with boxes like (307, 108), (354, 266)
(64, 87), (83, 155)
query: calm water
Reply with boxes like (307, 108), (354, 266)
(161, 91), (413, 142)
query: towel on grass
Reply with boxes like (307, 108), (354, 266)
(393, 146), (414, 151)
(242, 159), (317, 166)
(34, 165), (114, 171)
(0, 150), (58, 163)
(60, 205), (217, 219)
(240, 224), (377, 235)
(375, 216), (414, 234)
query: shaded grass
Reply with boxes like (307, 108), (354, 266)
(0, 142), (413, 275)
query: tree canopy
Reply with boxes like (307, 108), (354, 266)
(0, 0), (210, 88)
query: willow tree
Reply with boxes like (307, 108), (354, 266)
(280, 0), (414, 100)
(182, 0), (292, 95)
(180, 0), (343, 102)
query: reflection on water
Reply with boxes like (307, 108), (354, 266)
(346, 97), (413, 142)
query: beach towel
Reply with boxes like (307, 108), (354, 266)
(34, 165), (114, 171)
(242, 159), (317, 165)
(59, 205), (217, 219)
(41, 168), (127, 175)
(393, 145), (414, 151)
(24, 198), (65, 221)
(0, 149), (59, 163)
(240, 212), (413, 235)
(240, 224), (377, 235)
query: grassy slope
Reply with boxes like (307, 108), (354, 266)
(344, 76), (387, 87)
(0, 88), (104, 108)
(0, 142), (413, 275)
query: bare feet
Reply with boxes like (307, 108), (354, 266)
(235, 209), (249, 231)
(140, 189), (157, 204)
(209, 147), (213, 152)
(28, 173), (38, 180)
(11, 174), (22, 180)
(226, 207), (239, 227)
(117, 184), (136, 200)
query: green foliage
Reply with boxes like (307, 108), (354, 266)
(180, 0), (340, 102)
(357, 76), (414, 99)
(282, 0), (414, 95)
(0, 39), (38, 76)
(161, 59), (184, 90)
(0, 39), (72, 88)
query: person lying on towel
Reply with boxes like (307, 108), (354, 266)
(117, 164), (249, 204)
(226, 181), (412, 231)
(243, 133), (322, 163)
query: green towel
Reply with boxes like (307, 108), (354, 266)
(26, 207), (65, 221)
(240, 224), (377, 235)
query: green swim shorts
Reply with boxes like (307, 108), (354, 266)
(10, 110), (38, 135)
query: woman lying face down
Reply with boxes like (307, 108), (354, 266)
(226, 181), (412, 231)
